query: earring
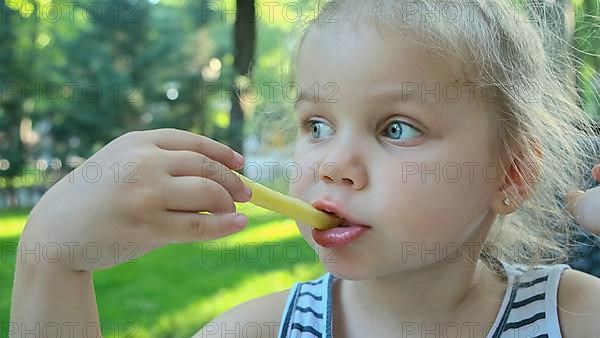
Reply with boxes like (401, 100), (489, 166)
(503, 196), (511, 206)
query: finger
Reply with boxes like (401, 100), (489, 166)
(565, 190), (584, 216)
(144, 128), (244, 169)
(593, 164), (600, 182)
(566, 188), (600, 234)
(163, 176), (237, 213)
(157, 211), (248, 242)
(162, 150), (250, 202)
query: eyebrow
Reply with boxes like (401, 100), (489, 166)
(294, 86), (441, 112)
(294, 92), (328, 109)
(366, 86), (430, 105)
(376, 92), (447, 123)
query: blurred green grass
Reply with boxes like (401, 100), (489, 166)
(0, 204), (324, 337)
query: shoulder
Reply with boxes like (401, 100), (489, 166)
(193, 288), (292, 338)
(557, 268), (600, 338)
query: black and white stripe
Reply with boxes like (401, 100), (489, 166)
(280, 273), (330, 337)
(279, 263), (569, 338)
(490, 264), (569, 338)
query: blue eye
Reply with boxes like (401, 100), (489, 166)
(299, 117), (422, 143)
(383, 120), (422, 141)
(301, 119), (333, 139)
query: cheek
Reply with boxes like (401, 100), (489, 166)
(288, 147), (320, 200)
(288, 150), (325, 246)
(374, 160), (493, 242)
(288, 166), (309, 200)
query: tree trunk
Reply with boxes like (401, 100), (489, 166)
(229, 0), (256, 154)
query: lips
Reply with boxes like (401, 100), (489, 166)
(311, 198), (372, 229)
(310, 197), (371, 248)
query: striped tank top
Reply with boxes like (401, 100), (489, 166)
(277, 261), (570, 338)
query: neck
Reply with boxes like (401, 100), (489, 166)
(343, 256), (495, 322)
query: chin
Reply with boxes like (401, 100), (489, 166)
(321, 249), (435, 281)
(326, 263), (390, 281)
(317, 252), (379, 281)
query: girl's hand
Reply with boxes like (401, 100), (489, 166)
(20, 128), (252, 272)
(566, 164), (600, 234)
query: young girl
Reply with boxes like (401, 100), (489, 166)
(11, 0), (600, 337)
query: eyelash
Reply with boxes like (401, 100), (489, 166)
(298, 116), (423, 143)
(298, 117), (319, 134)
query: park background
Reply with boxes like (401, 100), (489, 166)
(0, 0), (599, 337)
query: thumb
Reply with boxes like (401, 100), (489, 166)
(566, 188), (600, 235)
(593, 164), (600, 182)
(566, 190), (585, 216)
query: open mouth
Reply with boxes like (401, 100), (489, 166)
(319, 210), (369, 228)
(312, 198), (372, 229)
(320, 210), (346, 226)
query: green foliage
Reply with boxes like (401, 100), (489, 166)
(574, 0), (600, 118)
(0, 0), (326, 190)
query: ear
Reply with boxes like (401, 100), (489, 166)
(492, 142), (541, 214)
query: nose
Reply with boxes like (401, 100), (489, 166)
(318, 138), (368, 190)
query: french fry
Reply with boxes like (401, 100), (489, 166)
(232, 170), (342, 229)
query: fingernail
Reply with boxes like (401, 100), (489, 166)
(233, 152), (245, 167)
(234, 214), (247, 228)
(243, 185), (252, 199)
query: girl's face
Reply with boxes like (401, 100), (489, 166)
(288, 22), (506, 280)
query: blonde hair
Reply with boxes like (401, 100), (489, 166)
(256, 0), (599, 270)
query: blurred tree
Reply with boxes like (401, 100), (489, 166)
(524, 0), (598, 121)
(52, 0), (215, 157)
(228, 0), (255, 154)
(574, 0), (599, 119)
(0, 0), (38, 206)
(55, 0), (153, 153)
(1, 0), (220, 206)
